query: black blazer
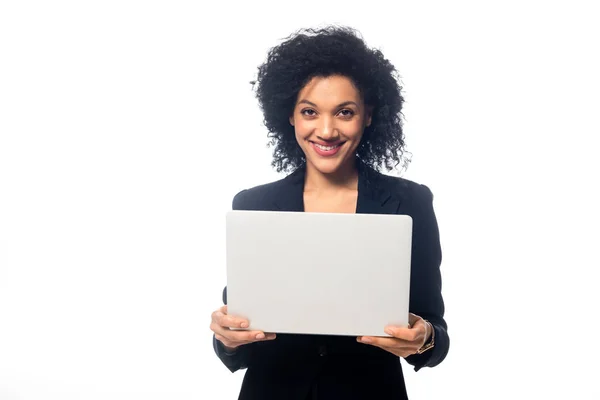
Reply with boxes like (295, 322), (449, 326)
(213, 162), (449, 400)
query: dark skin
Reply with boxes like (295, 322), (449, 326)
(211, 75), (432, 355)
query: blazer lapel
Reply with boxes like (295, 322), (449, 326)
(271, 166), (305, 212)
(356, 163), (402, 215)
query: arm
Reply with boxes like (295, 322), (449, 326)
(404, 184), (450, 371)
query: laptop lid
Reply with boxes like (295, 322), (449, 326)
(225, 210), (412, 337)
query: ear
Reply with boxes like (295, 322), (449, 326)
(365, 106), (374, 127)
(289, 115), (295, 126)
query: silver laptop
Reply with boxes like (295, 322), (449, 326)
(226, 210), (413, 337)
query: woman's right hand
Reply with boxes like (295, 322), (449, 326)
(210, 305), (276, 351)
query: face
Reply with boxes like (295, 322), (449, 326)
(289, 75), (372, 176)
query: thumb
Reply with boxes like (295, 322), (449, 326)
(408, 313), (421, 328)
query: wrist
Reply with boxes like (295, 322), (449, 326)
(417, 320), (435, 354)
(426, 321), (433, 342)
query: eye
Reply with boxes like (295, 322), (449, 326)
(301, 109), (317, 117)
(338, 109), (355, 118)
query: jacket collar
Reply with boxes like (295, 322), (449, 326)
(271, 161), (402, 215)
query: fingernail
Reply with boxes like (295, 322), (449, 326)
(256, 333), (265, 339)
(384, 328), (394, 335)
(361, 337), (372, 343)
(240, 322), (249, 328)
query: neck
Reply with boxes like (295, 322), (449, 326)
(304, 158), (359, 192)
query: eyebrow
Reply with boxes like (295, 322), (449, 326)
(298, 100), (359, 108)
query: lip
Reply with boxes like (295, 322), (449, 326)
(310, 141), (345, 157)
(311, 140), (345, 147)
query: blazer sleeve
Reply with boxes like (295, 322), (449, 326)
(404, 184), (450, 371)
(213, 190), (255, 373)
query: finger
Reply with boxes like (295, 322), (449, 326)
(214, 333), (236, 349)
(357, 338), (419, 357)
(357, 336), (416, 349)
(384, 324), (426, 342)
(211, 323), (272, 342)
(232, 331), (276, 343)
(222, 315), (250, 329)
(376, 344), (419, 358)
(409, 313), (420, 326)
(215, 332), (277, 350)
(212, 310), (250, 329)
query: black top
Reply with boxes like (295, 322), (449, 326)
(213, 162), (449, 400)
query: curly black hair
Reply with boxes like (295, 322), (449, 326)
(252, 25), (409, 174)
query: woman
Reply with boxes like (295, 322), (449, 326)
(210, 26), (449, 399)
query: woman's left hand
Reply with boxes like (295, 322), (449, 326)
(357, 313), (432, 358)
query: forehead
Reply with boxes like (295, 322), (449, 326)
(297, 75), (362, 105)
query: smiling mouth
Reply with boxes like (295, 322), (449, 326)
(309, 141), (346, 157)
(311, 142), (344, 151)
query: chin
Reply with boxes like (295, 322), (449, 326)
(308, 157), (346, 175)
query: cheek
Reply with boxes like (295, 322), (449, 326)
(293, 125), (307, 148)
(293, 120), (312, 140)
(347, 121), (365, 140)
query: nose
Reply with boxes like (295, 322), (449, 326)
(316, 116), (339, 141)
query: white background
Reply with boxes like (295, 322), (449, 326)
(1, 1), (599, 399)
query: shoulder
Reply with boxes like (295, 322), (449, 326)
(371, 169), (435, 205)
(372, 171), (441, 244)
(231, 172), (297, 210)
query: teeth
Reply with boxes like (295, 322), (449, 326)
(314, 143), (340, 151)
